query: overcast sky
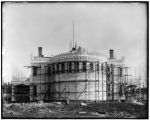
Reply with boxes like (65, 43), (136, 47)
(2, 2), (147, 83)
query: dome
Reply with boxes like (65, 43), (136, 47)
(51, 46), (107, 63)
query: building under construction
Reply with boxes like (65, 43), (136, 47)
(11, 45), (130, 102)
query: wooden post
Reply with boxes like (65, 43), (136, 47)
(11, 85), (16, 102)
(111, 64), (114, 101)
(30, 85), (34, 101)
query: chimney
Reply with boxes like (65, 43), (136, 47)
(109, 49), (114, 59)
(38, 47), (43, 57)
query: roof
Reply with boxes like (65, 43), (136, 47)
(53, 46), (107, 58)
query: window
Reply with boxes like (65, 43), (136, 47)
(96, 63), (99, 71)
(33, 85), (37, 96)
(61, 63), (65, 72)
(83, 62), (86, 71)
(119, 67), (122, 75)
(93, 63), (96, 70)
(65, 62), (68, 71)
(69, 62), (72, 72)
(57, 64), (59, 73)
(76, 62), (79, 71)
(54, 64), (57, 72)
(86, 62), (90, 70)
(90, 63), (93, 71)
(33, 67), (37, 76)
(101, 63), (104, 71)
(47, 66), (51, 75)
(59, 64), (61, 71)
(71, 62), (75, 70)
(79, 62), (83, 70)
(106, 65), (110, 74)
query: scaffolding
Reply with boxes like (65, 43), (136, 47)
(29, 61), (131, 102)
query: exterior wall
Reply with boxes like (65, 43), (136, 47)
(30, 61), (110, 101)
(50, 72), (107, 101)
(30, 62), (125, 101)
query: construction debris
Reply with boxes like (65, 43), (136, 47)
(2, 101), (147, 118)
(131, 100), (144, 105)
(80, 102), (87, 106)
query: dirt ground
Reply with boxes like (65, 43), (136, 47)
(2, 101), (148, 118)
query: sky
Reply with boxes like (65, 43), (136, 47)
(2, 2), (147, 84)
